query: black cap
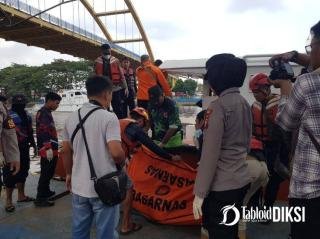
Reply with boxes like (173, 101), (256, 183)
(101, 43), (111, 50)
(205, 53), (247, 95)
(154, 59), (163, 67)
(141, 54), (149, 63)
(148, 85), (163, 104)
(12, 94), (27, 104)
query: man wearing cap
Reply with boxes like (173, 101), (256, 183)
(0, 95), (20, 212)
(148, 85), (182, 148)
(2, 94), (36, 212)
(95, 43), (128, 119)
(193, 54), (251, 239)
(136, 55), (172, 110)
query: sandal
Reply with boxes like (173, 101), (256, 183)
(17, 196), (35, 203)
(120, 223), (143, 235)
(5, 205), (15, 213)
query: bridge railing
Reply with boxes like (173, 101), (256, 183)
(1, 0), (139, 60)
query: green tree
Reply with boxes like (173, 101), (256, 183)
(184, 79), (198, 95)
(172, 79), (185, 93)
(0, 59), (93, 101)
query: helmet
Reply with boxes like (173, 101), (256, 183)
(12, 94), (27, 104)
(130, 107), (149, 121)
(250, 137), (263, 150)
(249, 73), (270, 91)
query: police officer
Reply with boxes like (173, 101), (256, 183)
(95, 43), (129, 119)
(148, 85), (182, 148)
(34, 92), (61, 207)
(3, 94), (36, 212)
(193, 54), (251, 239)
(0, 94), (20, 212)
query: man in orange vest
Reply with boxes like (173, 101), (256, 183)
(136, 55), (172, 110)
(119, 107), (180, 234)
(249, 73), (289, 218)
(122, 58), (137, 113)
(95, 43), (128, 119)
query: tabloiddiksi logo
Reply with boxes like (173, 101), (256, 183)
(219, 204), (240, 226)
(219, 205), (306, 226)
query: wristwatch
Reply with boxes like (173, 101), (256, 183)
(290, 50), (299, 62)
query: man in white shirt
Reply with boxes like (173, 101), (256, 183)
(62, 75), (125, 239)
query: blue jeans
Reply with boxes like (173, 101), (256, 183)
(72, 194), (119, 239)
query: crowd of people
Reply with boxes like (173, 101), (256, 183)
(0, 19), (320, 239)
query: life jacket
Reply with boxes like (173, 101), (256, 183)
(251, 94), (280, 142)
(95, 56), (122, 84)
(123, 68), (134, 78)
(120, 118), (139, 158)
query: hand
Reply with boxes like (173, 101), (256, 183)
(171, 155), (182, 161)
(66, 174), (72, 191)
(0, 152), (5, 167)
(193, 195), (204, 220)
(268, 78), (292, 96)
(9, 161), (20, 175)
(124, 88), (129, 97)
(269, 51), (297, 67)
(46, 149), (53, 161)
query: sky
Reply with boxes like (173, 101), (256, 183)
(0, 0), (319, 68)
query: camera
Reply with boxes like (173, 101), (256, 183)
(269, 59), (295, 82)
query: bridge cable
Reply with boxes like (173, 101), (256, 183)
(4, 0), (77, 27)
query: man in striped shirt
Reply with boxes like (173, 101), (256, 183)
(270, 20), (320, 239)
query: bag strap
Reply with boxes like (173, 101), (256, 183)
(305, 127), (320, 155)
(77, 107), (102, 180)
(71, 107), (102, 144)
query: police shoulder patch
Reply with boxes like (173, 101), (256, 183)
(203, 109), (213, 129)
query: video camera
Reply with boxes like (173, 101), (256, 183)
(269, 59), (295, 82)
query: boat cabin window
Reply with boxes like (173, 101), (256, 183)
(75, 92), (81, 95)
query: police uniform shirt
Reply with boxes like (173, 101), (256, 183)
(194, 87), (252, 198)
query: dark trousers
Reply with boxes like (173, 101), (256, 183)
(264, 142), (285, 207)
(126, 89), (136, 112)
(3, 144), (30, 188)
(289, 196), (320, 239)
(112, 89), (127, 119)
(202, 184), (249, 239)
(37, 156), (58, 199)
(137, 100), (149, 110)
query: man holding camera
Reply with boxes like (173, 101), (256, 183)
(269, 21), (320, 239)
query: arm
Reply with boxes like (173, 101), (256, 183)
(161, 103), (181, 145)
(107, 141), (125, 165)
(106, 114), (125, 165)
(275, 78), (306, 132)
(156, 67), (172, 97)
(269, 51), (310, 68)
(126, 124), (172, 160)
(62, 141), (73, 191)
(194, 103), (224, 198)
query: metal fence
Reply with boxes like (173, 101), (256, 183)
(0, 0), (139, 60)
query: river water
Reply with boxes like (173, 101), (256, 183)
(28, 106), (201, 140)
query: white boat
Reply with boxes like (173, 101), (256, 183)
(32, 89), (88, 112)
(57, 89), (87, 112)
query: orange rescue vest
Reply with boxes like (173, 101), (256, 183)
(95, 56), (122, 84)
(120, 118), (139, 158)
(251, 94), (280, 142)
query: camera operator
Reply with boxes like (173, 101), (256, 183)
(269, 20), (320, 239)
